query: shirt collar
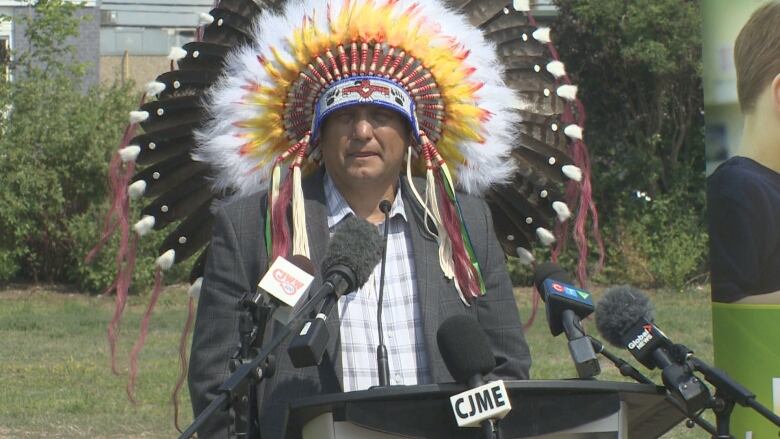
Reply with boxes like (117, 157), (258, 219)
(324, 172), (407, 230)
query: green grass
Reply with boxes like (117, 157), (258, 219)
(0, 284), (714, 438)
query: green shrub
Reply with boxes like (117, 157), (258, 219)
(598, 195), (708, 290)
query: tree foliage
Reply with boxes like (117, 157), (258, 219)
(552, 0), (707, 288)
(0, 0), (165, 291)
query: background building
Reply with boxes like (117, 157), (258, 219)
(99, 0), (211, 87)
(3, 0), (558, 89)
(0, 0), (211, 88)
(1, 0), (100, 84)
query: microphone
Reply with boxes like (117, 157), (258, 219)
(438, 315), (511, 438)
(595, 286), (711, 414)
(532, 262), (600, 378)
(375, 199), (392, 387)
(288, 216), (383, 368)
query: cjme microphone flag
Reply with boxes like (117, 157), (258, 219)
(450, 380), (512, 428)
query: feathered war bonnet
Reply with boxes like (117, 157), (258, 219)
(196, 0), (529, 303)
(93, 0), (602, 406)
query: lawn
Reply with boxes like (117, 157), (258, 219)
(0, 283), (714, 438)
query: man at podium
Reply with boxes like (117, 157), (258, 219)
(186, 1), (591, 437)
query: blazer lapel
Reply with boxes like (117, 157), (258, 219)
(401, 177), (449, 382)
(301, 168), (344, 391)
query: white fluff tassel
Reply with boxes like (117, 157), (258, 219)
(156, 249), (176, 271)
(556, 85), (578, 101)
(536, 227), (556, 245)
(552, 201), (572, 222)
(145, 81), (166, 97)
(546, 61), (566, 78)
(562, 165), (583, 182)
(128, 180), (147, 200)
(168, 46), (187, 61)
(513, 0), (530, 11)
(129, 111), (149, 124)
(133, 215), (155, 236)
(532, 27), (551, 44)
(119, 145), (141, 163)
(291, 166), (310, 259)
(564, 124), (583, 140)
(188, 277), (203, 301)
(198, 12), (214, 25)
(515, 247), (535, 265)
(555, 84), (577, 101)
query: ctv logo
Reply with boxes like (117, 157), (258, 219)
(272, 268), (304, 296)
(628, 324), (655, 350)
(552, 282), (565, 293)
(450, 380), (512, 427)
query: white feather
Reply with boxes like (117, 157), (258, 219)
(119, 145), (141, 163)
(128, 180), (147, 199)
(564, 124), (583, 140)
(133, 215), (155, 236)
(536, 227), (556, 245)
(552, 201), (572, 222)
(129, 111), (149, 124)
(556, 85), (578, 101)
(515, 247), (534, 264)
(156, 249), (176, 270)
(532, 27), (551, 43)
(188, 277), (203, 300)
(198, 12), (214, 25)
(546, 61), (566, 78)
(562, 165), (583, 182)
(513, 0), (530, 12)
(168, 46), (187, 61)
(145, 81), (166, 97)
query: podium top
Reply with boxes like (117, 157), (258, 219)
(287, 380), (685, 439)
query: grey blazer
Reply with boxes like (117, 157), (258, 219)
(188, 169), (531, 438)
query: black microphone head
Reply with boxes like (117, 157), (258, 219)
(379, 199), (392, 214)
(595, 285), (655, 347)
(437, 315), (496, 384)
(532, 262), (574, 300)
(289, 254), (316, 276)
(321, 216), (382, 293)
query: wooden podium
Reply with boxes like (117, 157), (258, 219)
(286, 380), (686, 439)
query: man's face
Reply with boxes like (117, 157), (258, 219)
(319, 104), (410, 189)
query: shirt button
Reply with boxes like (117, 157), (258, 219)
(394, 373), (402, 384)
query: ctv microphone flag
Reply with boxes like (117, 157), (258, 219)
(541, 278), (594, 336)
(450, 380), (512, 428)
(257, 256), (314, 324)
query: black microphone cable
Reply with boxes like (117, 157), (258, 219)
(376, 199), (392, 387)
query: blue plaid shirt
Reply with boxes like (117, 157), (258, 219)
(324, 174), (431, 391)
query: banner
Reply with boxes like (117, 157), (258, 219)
(712, 302), (780, 438)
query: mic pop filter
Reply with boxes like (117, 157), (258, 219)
(321, 216), (383, 294)
(437, 315), (495, 384)
(595, 285), (655, 347)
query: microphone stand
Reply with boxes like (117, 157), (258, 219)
(590, 337), (719, 436)
(178, 277), (348, 439)
(225, 291), (282, 437)
(671, 345), (780, 438)
(375, 200), (392, 386)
